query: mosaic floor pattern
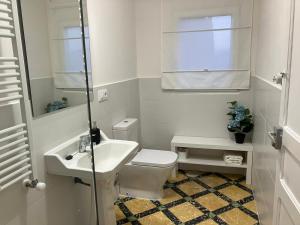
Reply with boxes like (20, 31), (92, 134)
(114, 171), (259, 225)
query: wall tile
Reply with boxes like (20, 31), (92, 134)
(139, 78), (253, 150)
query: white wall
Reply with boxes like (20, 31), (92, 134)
(135, 0), (253, 150)
(135, 0), (161, 78)
(87, 0), (137, 86)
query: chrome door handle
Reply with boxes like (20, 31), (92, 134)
(273, 72), (287, 85)
(267, 127), (283, 150)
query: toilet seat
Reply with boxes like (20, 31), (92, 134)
(131, 149), (178, 168)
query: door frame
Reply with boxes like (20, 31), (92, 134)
(273, 0), (300, 224)
(279, 0), (295, 128)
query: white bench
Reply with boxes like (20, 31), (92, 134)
(171, 136), (253, 184)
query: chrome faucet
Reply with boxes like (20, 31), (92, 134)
(79, 135), (91, 153)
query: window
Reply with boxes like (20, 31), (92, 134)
(162, 0), (253, 90)
(177, 16), (233, 71)
(63, 26), (91, 73)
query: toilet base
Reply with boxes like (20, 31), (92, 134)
(119, 163), (175, 200)
(120, 186), (164, 200)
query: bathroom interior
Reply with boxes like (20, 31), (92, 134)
(0, 0), (300, 225)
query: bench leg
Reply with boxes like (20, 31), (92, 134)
(246, 151), (253, 185)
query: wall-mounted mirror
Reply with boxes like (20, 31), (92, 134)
(19, 0), (93, 117)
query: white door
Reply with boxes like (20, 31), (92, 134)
(273, 1), (300, 224)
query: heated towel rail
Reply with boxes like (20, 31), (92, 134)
(0, 0), (35, 191)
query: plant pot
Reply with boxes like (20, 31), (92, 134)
(234, 133), (246, 144)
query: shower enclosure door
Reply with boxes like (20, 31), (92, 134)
(78, 0), (101, 224)
(16, 0), (99, 224)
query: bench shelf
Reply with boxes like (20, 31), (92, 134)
(171, 136), (253, 184)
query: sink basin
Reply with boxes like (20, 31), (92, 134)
(44, 131), (139, 181)
(78, 141), (139, 180)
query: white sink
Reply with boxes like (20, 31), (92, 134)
(45, 130), (139, 225)
(44, 131), (139, 181)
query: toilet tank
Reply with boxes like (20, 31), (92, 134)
(112, 118), (138, 142)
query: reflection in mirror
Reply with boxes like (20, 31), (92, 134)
(162, 0), (253, 90)
(19, 0), (93, 117)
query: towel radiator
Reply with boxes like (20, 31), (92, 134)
(0, 0), (37, 191)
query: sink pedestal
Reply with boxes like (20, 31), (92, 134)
(96, 178), (117, 225)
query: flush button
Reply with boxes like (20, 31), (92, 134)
(98, 89), (109, 102)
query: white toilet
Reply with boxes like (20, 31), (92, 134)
(113, 118), (178, 200)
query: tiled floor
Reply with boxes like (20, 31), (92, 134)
(114, 171), (259, 225)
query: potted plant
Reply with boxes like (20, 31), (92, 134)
(227, 101), (254, 144)
(45, 97), (69, 113)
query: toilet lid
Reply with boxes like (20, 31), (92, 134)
(131, 149), (178, 168)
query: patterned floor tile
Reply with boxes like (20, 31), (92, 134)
(115, 205), (126, 220)
(222, 173), (244, 181)
(159, 188), (182, 205)
(218, 208), (258, 225)
(243, 200), (258, 214)
(115, 171), (259, 225)
(218, 185), (251, 201)
(177, 181), (206, 196)
(198, 174), (227, 188)
(239, 180), (253, 190)
(169, 202), (203, 222)
(195, 193), (229, 211)
(124, 199), (156, 215)
(138, 211), (173, 225)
